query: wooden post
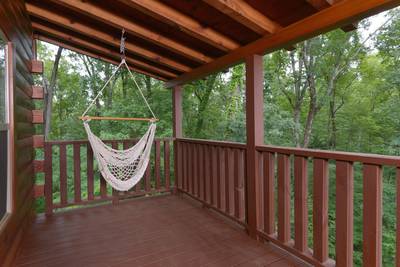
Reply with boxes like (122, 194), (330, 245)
(245, 54), (264, 239)
(173, 86), (182, 192)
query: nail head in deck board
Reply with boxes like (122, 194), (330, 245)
(277, 153), (291, 243)
(313, 158), (329, 263)
(336, 160), (354, 267)
(32, 110), (43, 124)
(363, 164), (382, 267)
(29, 59), (43, 74)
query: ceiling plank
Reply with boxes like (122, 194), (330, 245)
(118, 0), (240, 51)
(51, 0), (213, 64)
(34, 35), (167, 81)
(165, 0), (400, 88)
(202, 0), (282, 35)
(32, 22), (178, 79)
(26, 3), (192, 73)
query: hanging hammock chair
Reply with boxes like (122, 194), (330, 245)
(80, 30), (157, 191)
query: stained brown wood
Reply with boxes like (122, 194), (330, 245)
(313, 158), (329, 263)
(263, 152), (275, 235)
(59, 144), (67, 205)
(32, 110), (43, 124)
(73, 143), (81, 203)
(44, 143), (53, 215)
(26, 3), (192, 73)
(245, 54), (264, 238)
(52, 0), (213, 64)
(397, 167), (400, 267)
(33, 160), (44, 173)
(277, 153), (291, 243)
(164, 140), (170, 190)
(363, 164), (382, 267)
(165, 0), (399, 88)
(154, 140), (161, 190)
(87, 144), (94, 201)
(203, 0), (281, 35)
(32, 134), (44, 148)
(31, 85), (43, 99)
(336, 161), (354, 267)
(29, 59), (43, 73)
(294, 156), (308, 252)
(15, 195), (301, 267)
(121, 0), (239, 51)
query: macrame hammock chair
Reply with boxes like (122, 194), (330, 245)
(80, 30), (157, 192)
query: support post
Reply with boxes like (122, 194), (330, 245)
(173, 86), (182, 192)
(245, 54), (264, 239)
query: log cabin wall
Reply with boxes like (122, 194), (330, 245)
(0, 0), (38, 265)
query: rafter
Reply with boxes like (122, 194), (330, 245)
(51, 0), (213, 64)
(26, 3), (192, 73)
(31, 22), (178, 79)
(202, 0), (281, 35)
(119, 0), (240, 52)
(35, 35), (167, 81)
(166, 0), (400, 88)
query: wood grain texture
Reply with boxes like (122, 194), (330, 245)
(15, 195), (300, 267)
(0, 1), (35, 265)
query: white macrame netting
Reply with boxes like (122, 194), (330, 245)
(84, 122), (156, 191)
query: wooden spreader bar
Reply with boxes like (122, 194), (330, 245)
(79, 116), (158, 122)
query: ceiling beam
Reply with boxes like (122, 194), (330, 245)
(26, 3), (192, 73)
(119, 0), (240, 52)
(307, 0), (358, 31)
(34, 34), (167, 81)
(31, 22), (178, 79)
(165, 0), (400, 88)
(202, 0), (282, 35)
(51, 0), (213, 64)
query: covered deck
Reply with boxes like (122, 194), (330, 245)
(15, 195), (304, 267)
(1, 0), (400, 266)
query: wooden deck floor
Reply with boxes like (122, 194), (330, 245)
(15, 195), (305, 267)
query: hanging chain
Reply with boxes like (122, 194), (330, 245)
(120, 28), (126, 61)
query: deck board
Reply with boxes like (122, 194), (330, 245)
(15, 195), (304, 267)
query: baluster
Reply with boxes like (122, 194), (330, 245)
(277, 153), (290, 243)
(363, 164), (382, 267)
(198, 144), (204, 201)
(59, 144), (67, 205)
(336, 161), (354, 267)
(155, 140), (161, 190)
(313, 158), (329, 263)
(264, 152), (275, 235)
(73, 143), (81, 204)
(164, 140), (170, 190)
(44, 143), (53, 215)
(87, 143), (94, 200)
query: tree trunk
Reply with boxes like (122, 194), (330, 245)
(44, 47), (63, 139)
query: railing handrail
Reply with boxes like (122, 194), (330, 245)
(176, 137), (246, 149)
(257, 144), (400, 167)
(46, 137), (173, 145)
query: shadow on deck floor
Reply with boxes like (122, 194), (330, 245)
(15, 194), (307, 267)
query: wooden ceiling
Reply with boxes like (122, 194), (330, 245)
(26, 0), (399, 85)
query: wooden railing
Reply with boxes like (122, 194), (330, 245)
(175, 138), (246, 225)
(44, 138), (173, 214)
(256, 144), (400, 267)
